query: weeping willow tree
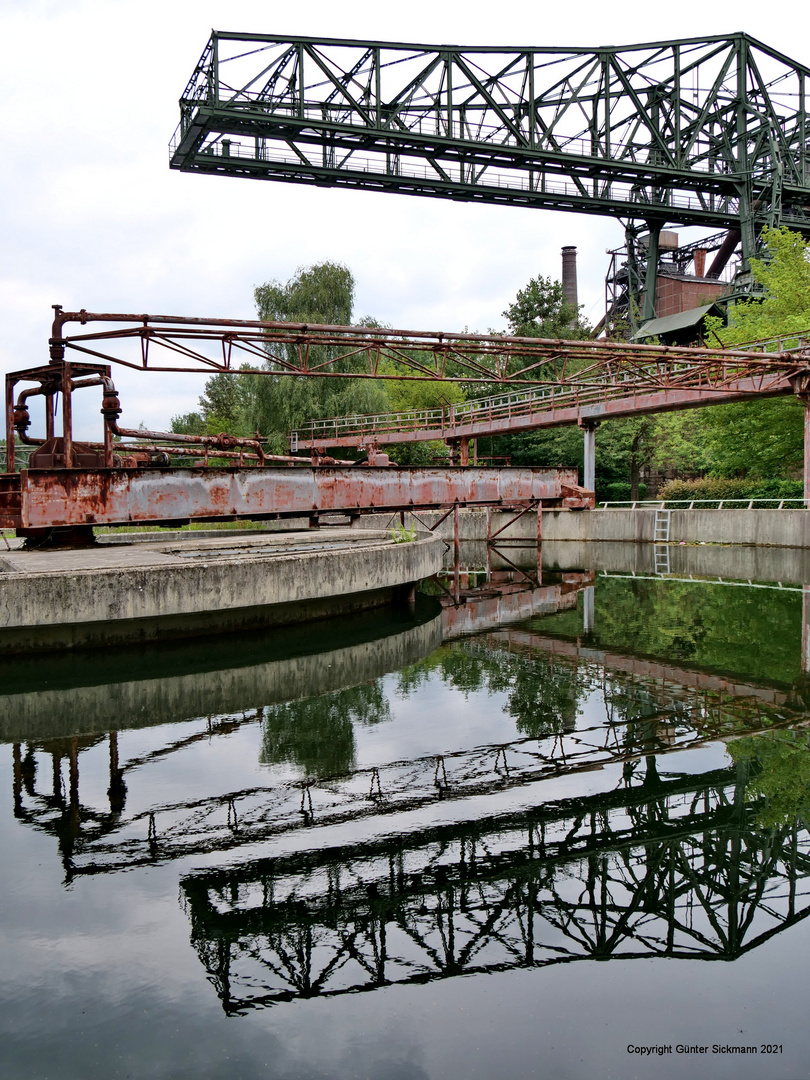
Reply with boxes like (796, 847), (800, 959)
(172, 260), (466, 458)
(245, 262), (389, 453)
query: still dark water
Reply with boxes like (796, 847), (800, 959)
(3, 541), (810, 1080)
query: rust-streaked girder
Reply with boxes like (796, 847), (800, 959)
(0, 465), (587, 531)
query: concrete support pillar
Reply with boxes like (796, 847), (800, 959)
(581, 422), (597, 492)
(788, 375), (810, 506)
(453, 503), (460, 605)
(536, 503), (543, 586)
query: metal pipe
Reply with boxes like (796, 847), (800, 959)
(706, 229), (741, 279)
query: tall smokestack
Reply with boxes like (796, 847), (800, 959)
(561, 246), (578, 316)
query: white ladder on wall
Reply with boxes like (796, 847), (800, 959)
(654, 544), (671, 575)
(653, 508), (671, 575)
(654, 507), (671, 543)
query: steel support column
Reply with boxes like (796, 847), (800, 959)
(581, 422), (597, 493)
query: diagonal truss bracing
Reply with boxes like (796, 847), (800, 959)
(170, 32), (810, 254)
(47, 310), (810, 448)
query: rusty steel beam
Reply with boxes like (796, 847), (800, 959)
(48, 308), (810, 389)
(440, 574), (591, 638)
(0, 466), (589, 531)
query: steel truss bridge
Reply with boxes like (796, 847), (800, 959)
(10, 307), (810, 532)
(288, 331), (810, 453)
(170, 31), (810, 267)
(34, 307), (810, 446)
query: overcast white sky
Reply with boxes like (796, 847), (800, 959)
(2, 0), (805, 436)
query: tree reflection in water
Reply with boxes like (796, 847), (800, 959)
(8, 569), (810, 1016)
(260, 683), (391, 779)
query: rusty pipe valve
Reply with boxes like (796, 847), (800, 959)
(12, 404), (30, 437)
(101, 391), (123, 422)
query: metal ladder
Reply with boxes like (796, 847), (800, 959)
(654, 508), (671, 542)
(653, 508), (671, 575)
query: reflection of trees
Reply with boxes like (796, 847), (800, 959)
(396, 642), (585, 736)
(260, 683), (391, 778)
(537, 576), (802, 687)
(181, 759), (810, 1014)
(14, 637), (810, 882)
(728, 728), (810, 827)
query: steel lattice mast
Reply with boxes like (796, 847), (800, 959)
(170, 32), (810, 268)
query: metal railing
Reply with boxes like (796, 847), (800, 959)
(291, 331), (810, 447)
(171, 134), (744, 217)
(599, 570), (803, 591)
(0, 448), (32, 473)
(596, 497), (809, 510)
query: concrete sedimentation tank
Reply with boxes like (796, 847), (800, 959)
(0, 529), (444, 653)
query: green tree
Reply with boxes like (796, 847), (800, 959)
(655, 227), (810, 479)
(247, 262), (390, 452)
(170, 410), (206, 435)
(502, 275), (590, 339)
(493, 274), (650, 493)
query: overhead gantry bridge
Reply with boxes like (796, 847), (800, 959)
(170, 31), (810, 319)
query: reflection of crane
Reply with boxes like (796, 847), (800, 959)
(181, 761), (810, 1013)
(171, 32), (810, 326)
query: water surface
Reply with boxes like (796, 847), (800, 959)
(2, 544), (810, 1079)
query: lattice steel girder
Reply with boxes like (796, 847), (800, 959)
(179, 773), (810, 1009)
(294, 373), (800, 448)
(170, 32), (810, 239)
(49, 308), (810, 389)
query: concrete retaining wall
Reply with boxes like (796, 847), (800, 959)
(362, 508), (810, 548)
(0, 609), (444, 740)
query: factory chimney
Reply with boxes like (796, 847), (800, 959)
(561, 246), (579, 321)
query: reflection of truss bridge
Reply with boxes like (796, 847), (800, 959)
(181, 763), (810, 1012)
(11, 638), (809, 881)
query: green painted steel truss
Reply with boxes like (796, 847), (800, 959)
(171, 32), (810, 257)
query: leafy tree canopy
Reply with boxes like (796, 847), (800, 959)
(502, 274), (591, 339)
(655, 227), (810, 479)
(255, 261), (355, 326)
